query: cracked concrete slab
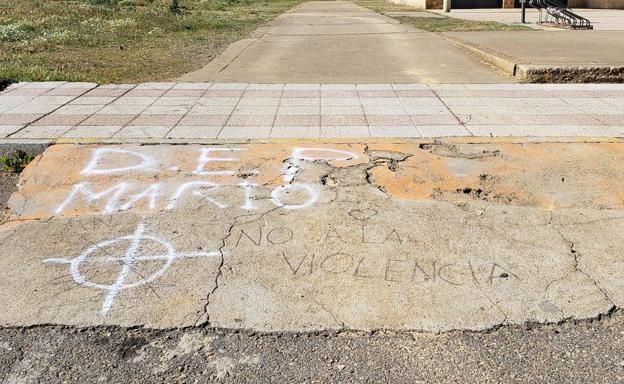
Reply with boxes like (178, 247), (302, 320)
(1, 142), (623, 331)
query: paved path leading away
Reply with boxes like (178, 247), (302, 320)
(1, 81), (623, 141)
(179, 1), (509, 83)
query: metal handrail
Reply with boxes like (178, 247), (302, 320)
(528, 0), (592, 29)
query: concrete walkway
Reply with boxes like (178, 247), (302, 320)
(1, 81), (623, 141)
(179, 1), (509, 83)
(440, 8), (624, 31)
(444, 30), (624, 82)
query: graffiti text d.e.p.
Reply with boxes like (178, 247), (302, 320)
(54, 146), (359, 216)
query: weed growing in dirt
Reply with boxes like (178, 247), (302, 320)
(0, 150), (35, 174)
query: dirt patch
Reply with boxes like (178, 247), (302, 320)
(0, 172), (18, 225)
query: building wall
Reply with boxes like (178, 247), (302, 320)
(568, 0), (623, 7)
(387, 0), (622, 8)
(567, 0), (587, 6)
(387, 0), (443, 9)
(387, 0), (427, 9)
(586, 0), (624, 8)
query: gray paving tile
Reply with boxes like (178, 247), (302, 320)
(97, 104), (148, 115)
(142, 105), (190, 115)
(10, 125), (70, 138)
(237, 97), (281, 106)
(320, 84), (356, 91)
(270, 125), (321, 138)
(218, 125), (272, 139)
(172, 83), (212, 89)
(135, 82), (175, 90)
(188, 105), (235, 115)
(114, 125), (171, 139)
(280, 98), (320, 106)
(362, 105), (407, 115)
(0, 125), (24, 138)
(277, 105), (319, 115)
(321, 105), (363, 115)
(153, 97), (199, 106)
(360, 98), (402, 106)
(69, 97), (116, 105)
(321, 98), (361, 106)
(369, 125), (421, 138)
(167, 125), (222, 139)
(54, 104), (102, 115)
(210, 83), (248, 90)
(418, 125), (472, 137)
(283, 84), (321, 91)
(61, 126), (122, 138)
(233, 105), (278, 115)
(196, 97), (240, 106)
(321, 125), (370, 138)
(226, 115), (275, 126)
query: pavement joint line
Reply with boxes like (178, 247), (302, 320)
(396, 87), (424, 138)
(356, 85), (372, 137)
(219, 83), (249, 138)
(74, 84), (138, 139)
(428, 84), (474, 135)
(121, 83), (175, 137)
(269, 84), (286, 137)
(163, 83), (212, 139)
(216, 39), (259, 75)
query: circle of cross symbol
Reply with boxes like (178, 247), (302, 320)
(44, 220), (220, 315)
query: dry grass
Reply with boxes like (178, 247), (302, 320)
(350, 0), (423, 12)
(396, 16), (533, 31)
(0, 0), (304, 83)
(351, 0), (533, 32)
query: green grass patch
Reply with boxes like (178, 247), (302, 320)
(0, 150), (35, 174)
(0, 0), (304, 83)
(395, 16), (533, 32)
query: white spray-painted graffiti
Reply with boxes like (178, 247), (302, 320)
(44, 220), (221, 315)
(54, 147), (359, 215)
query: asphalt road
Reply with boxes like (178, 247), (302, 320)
(1, 314), (623, 383)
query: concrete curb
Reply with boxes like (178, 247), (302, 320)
(2, 137), (623, 147)
(516, 64), (624, 83)
(441, 33), (624, 83)
(441, 33), (520, 76)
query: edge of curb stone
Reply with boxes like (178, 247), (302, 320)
(2, 137), (624, 147)
(516, 64), (624, 83)
(440, 33), (520, 77)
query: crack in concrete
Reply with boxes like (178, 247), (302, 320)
(195, 222), (232, 327)
(550, 213), (616, 308)
(195, 206), (282, 327)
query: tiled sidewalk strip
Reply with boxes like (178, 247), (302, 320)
(1, 82), (623, 139)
